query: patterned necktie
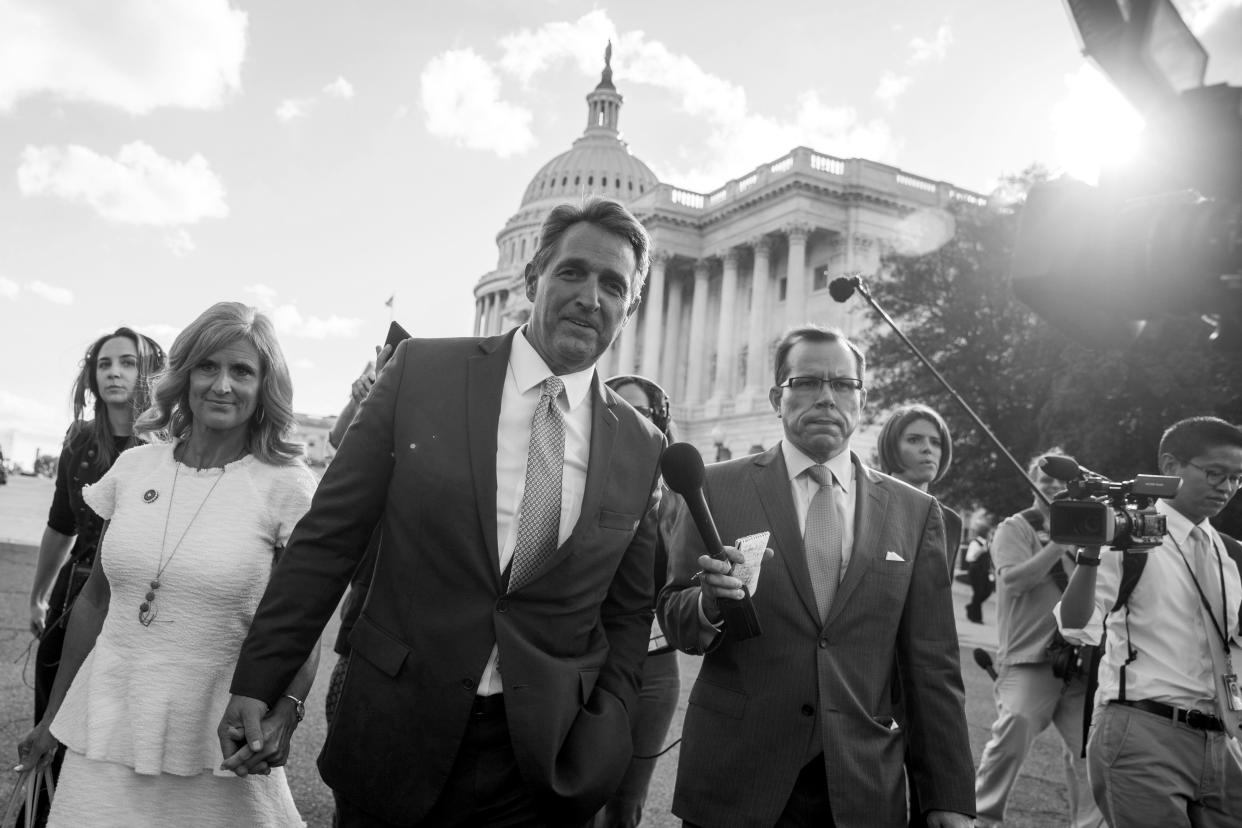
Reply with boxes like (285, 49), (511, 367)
(507, 376), (566, 592)
(804, 464), (843, 622)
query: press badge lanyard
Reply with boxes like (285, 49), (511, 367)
(1172, 532), (1242, 712)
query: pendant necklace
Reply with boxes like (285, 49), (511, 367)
(139, 459), (228, 626)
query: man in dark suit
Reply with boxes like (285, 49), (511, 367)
(659, 325), (974, 828)
(217, 198), (665, 827)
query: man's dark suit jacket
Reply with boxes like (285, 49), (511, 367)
(230, 332), (664, 826)
(658, 446), (974, 828)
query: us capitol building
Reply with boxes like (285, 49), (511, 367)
(471, 49), (985, 460)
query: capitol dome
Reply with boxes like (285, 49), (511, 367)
(474, 43), (660, 331)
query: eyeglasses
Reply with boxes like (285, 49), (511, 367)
(779, 376), (864, 397)
(631, 405), (654, 419)
(1185, 459), (1242, 489)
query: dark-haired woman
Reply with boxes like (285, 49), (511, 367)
(17, 302), (317, 826)
(594, 374), (679, 828)
(876, 403), (962, 828)
(23, 327), (165, 822)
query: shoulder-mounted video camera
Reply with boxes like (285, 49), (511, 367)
(1040, 455), (1180, 550)
(1012, 0), (1242, 351)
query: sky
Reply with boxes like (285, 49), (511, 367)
(1, 0), (1240, 465)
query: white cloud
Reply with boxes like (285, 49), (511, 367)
(167, 229), (196, 257)
(875, 72), (912, 110)
(27, 280), (73, 304)
(323, 76), (355, 100)
(908, 23), (953, 64)
(497, 10), (616, 85)
(0, 277), (18, 299)
(420, 49), (536, 157)
(0, 389), (66, 437)
(17, 141), (228, 226)
(276, 97), (313, 122)
(244, 284), (362, 340)
(133, 322), (182, 346)
(1176, 0), (1242, 31)
(0, 0), (247, 114)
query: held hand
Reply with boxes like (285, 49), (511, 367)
(925, 810), (974, 828)
(349, 371), (376, 406)
(222, 700), (300, 776)
(374, 343), (395, 374)
(15, 722), (59, 775)
(217, 695), (268, 776)
(29, 597), (48, 638)
(697, 546), (747, 623)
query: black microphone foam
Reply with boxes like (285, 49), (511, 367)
(660, 442), (706, 495)
(973, 647), (998, 681)
(1040, 455), (1081, 482)
(828, 276), (859, 303)
(660, 442), (724, 559)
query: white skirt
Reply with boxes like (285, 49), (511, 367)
(48, 748), (304, 828)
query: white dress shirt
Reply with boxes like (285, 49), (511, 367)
(479, 327), (595, 695)
(697, 441), (858, 632)
(1054, 499), (1242, 710)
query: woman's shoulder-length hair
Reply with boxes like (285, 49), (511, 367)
(136, 302), (303, 465)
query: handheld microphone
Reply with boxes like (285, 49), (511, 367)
(828, 275), (861, 303)
(973, 647), (998, 681)
(661, 442), (762, 639)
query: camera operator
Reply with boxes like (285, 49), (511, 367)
(1056, 417), (1242, 827)
(974, 449), (1104, 828)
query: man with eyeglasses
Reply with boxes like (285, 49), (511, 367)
(1056, 416), (1242, 828)
(659, 325), (974, 828)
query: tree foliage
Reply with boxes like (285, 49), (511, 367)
(862, 169), (1242, 517)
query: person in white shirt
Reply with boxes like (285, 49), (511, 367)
(1056, 416), (1242, 828)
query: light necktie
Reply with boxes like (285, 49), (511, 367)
(804, 464), (843, 622)
(507, 376), (566, 592)
(1190, 526), (1241, 741)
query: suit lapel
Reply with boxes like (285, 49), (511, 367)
(825, 455), (888, 627)
(467, 333), (513, 584)
(751, 447), (820, 624)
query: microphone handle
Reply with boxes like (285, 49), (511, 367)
(683, 488), (763, 640)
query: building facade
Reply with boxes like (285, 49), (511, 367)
(473, 49), (984, 460)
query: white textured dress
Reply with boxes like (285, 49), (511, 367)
(47, 442), (317, 827)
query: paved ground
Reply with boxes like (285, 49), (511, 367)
(1, 474), (1074, 826)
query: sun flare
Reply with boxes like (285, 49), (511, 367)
(1052, 64), (1146, 185)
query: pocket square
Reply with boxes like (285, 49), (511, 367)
(885, 551), (905, 562)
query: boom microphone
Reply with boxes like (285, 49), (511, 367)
(828, 275), (861, 303)
(660, 442), (762, 639)
(973, 647), (998, 681)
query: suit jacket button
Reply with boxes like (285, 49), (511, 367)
(818, 638), (828, 649)
(462, 678), (476, 691)
(801, 704), (814, 717)
(496, 599), (508, 613)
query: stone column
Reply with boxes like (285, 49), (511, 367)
(784, 223), (811, 331)
(473, 298), (483, 336)
(745, 236), (772, 393)
(640, 251), (668, 379)
(711, 248), (740, 400)
(661, 271), (685, 399)
(685, 259), (711, 403)
(617, 317), (637, 376)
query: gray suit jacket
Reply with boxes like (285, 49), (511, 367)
(658, 445), (974, 828)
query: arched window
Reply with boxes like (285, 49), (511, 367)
(588, 176), (594, 186)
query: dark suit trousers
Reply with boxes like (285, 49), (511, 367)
(334, 697), (547, 828)
(684, 755), (835, 828)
